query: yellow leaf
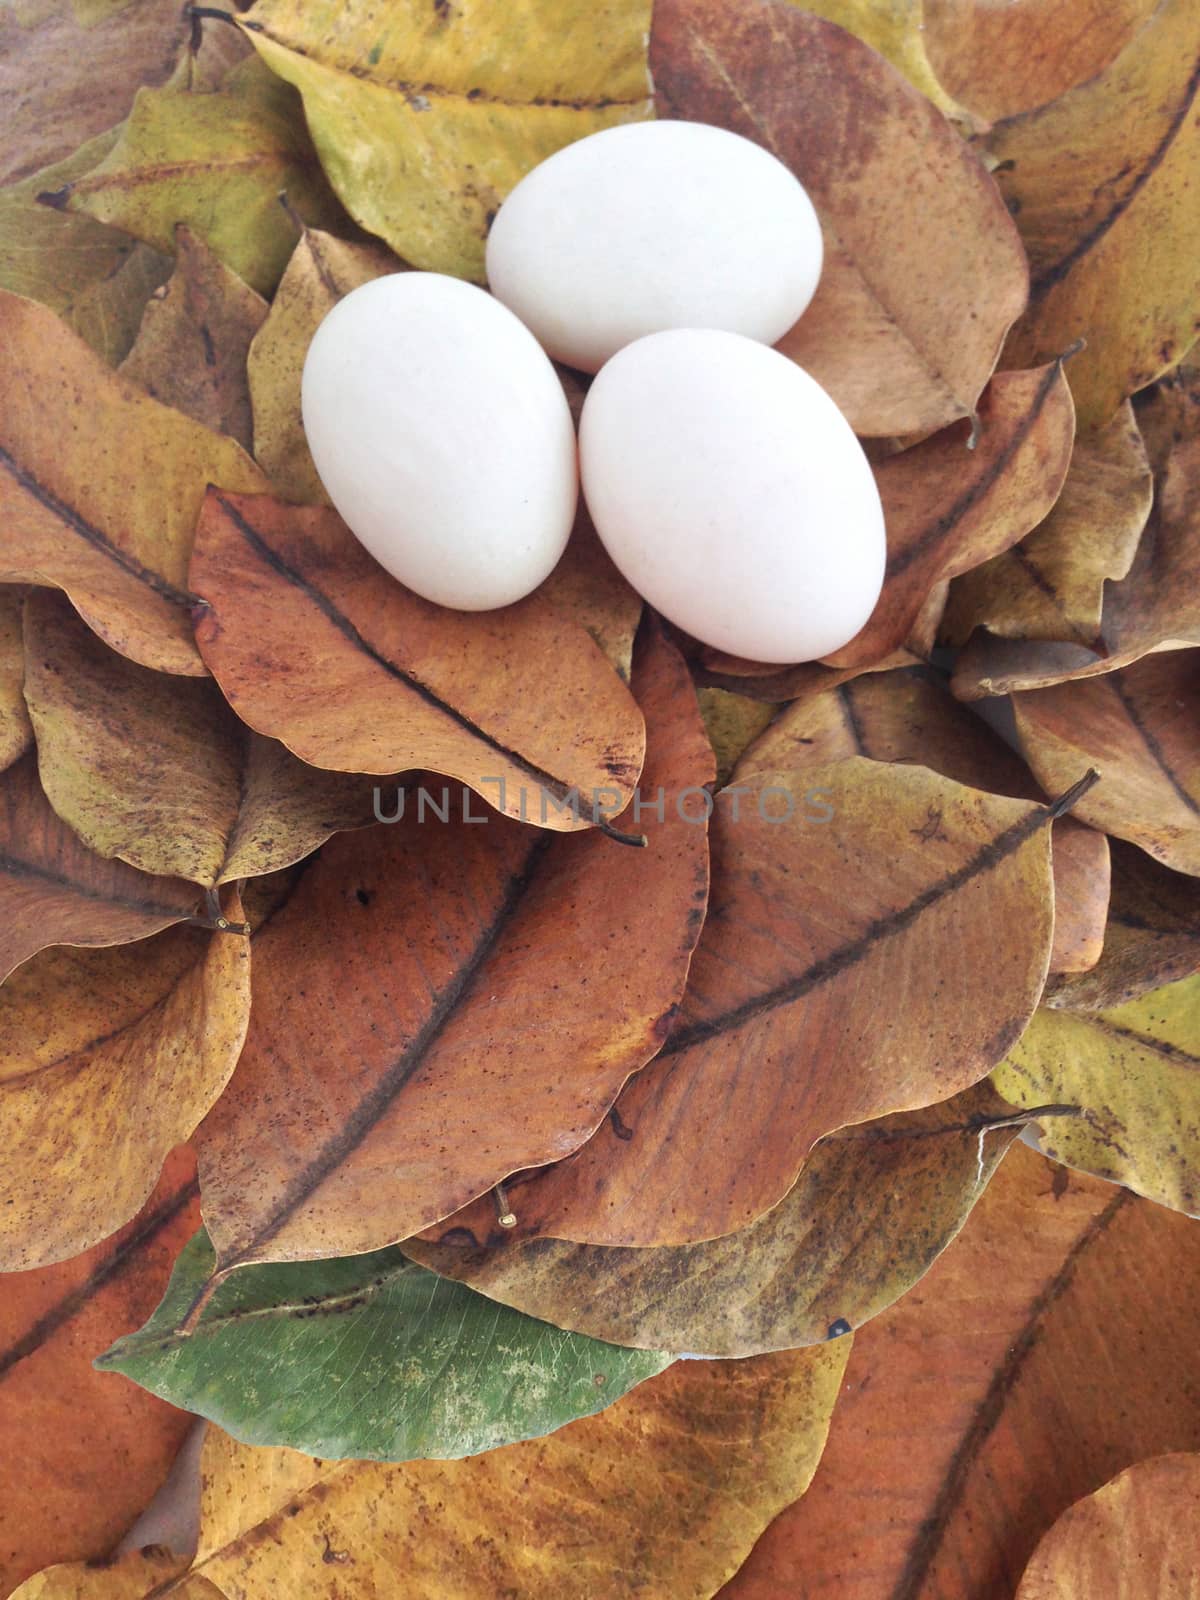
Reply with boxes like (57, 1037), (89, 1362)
(795, 0), (977, 128)
(988, 0), (1200, 429)
(238, 0), (654, 280)
(52, 57), (349, 295)
(0, 896), (250, 1271)
(993, 972), (1200, 1215)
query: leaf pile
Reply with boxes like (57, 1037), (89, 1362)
(1, 2), (1199, 1597)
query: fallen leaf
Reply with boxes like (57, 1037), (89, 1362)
(10, 1549), (219, 1600)
(821, 361), (1075, 671)
(719, 1143), (1200, 1600)
(149, 1345), (846, 1600)
(0, 289), (266, 676)
(696, 689), (777, 787)
(0, 587), (31, 772)
(735, 663), (1109, 976)
(942, 398), (1153, 648)
(237, 0), (653, 280)
(23, 589), (380, 889)
(49, 57), (349, 295)
(119, 226), (267, 449)
(793, 0), (977, 127)
(0, 1150), (199, 1596)
(191, 621), (709, 1272)
(1012, 649), (1200, 875)
(406, 1083), (1038, 1356)
(246, 227), (399, 503)
(0, 0), (191, 186)
(993, 972), (1200, 1215)
(1014, 1452), (1200, 1600)
(698, 646), (924, 704)
(533, 507), (643, 682)
(99, 1229), (670, 1461)
(1046, 840), (1200, 1010)
(924, 0), (1159, 122)
(441, 757), (1062, 1248)
(0, 752), (201, 982)
(651, 0), (1028, 435)
(189, 489), (646, 829)
(0, 898), (249, 1271)
(986, 0), (1200, 429)
(0, 133), (171, 367)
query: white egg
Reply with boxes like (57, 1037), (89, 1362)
(300, 273), (578, 611)
(486, 120), (823, 375)
(579, 330), (886, 664)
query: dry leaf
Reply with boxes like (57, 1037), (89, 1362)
(191, 622), (710, 1273)
(0, 1150), (199, 1596)
(0, 133), (171, 368)
(0, 289), (266, 676)
(534, 508), (643, 682)
(1012, 649), (1200, 876)
(189, 490), (646, 830)
(696, 689), (777, 787)
(23, 589), (380, 889)
(1047, 840), (1200, 1010)
(994, 972), (1200, 1215)
(698, 646), (924, 704)
(0, 753), (201, 983)
(1014, 1452), (1200, 1600)
(246, 227), (399, 503)
(736, 664), (1108, 976)
(987, 0), (1200, 429)
(48, 58), (348, 295)
(720, 1143), (1200, 1600)
(440, 758), (1061, 1248)
(651, 0), (1028, 436)
(406, 1083), (1035, 1356)
(924, 0), (1159, 122)
(822, 361), (1076, 671)
(12, 1551), (219, 1600)
(167, 1346), (846, 1600)
(0, 586), (32, 773)
(0, 899), (249, 1271)
(0, 0), (192, 186)
(119, 226), (267, 449)
(236, 0), (653, 281)
(793, 0), (976, 127)
(942, 398), (1153, 648)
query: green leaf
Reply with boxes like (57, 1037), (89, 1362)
(97, 1230), (672, 1461)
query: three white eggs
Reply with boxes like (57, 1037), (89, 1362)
(300, 119), (886, 664)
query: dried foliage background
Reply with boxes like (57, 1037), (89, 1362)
(1, 1), (1198, 1598)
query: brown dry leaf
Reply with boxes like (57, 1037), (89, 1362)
(1047, 840), (1200, 1010)
(942, 399), (1153, 649)
(987, 0), (1200, 430)
(407, 1083), (1037, 1356)
(0, 897), (249, 1271)
(1014, 1452), (1200, 1600)
(0, 0), (190, 186)
(159, 1345), (847, 1600)
(0, 133), (171, 369)
(190, 622), (710, 1273)
(792, 0), (976, 127)
(0, 586), (32, 772)
(0, 1150), (199, 1597)
(1013, 648), (1200, 876)
(119, 226), (267, 449)
(246, 226), (400, 503)
(736, 665), (1108, 975)
(236, 0), (653, 282)
(821, 361), (1076, 671)
(435, 757), (1061, 1249)
(189, 489), (646, 831)
(23, 589), (380, 889)
(924, 0), (1159, 122)
(651, 0), (1029, 436)
(0, 289), (266, 677)
(49, 57), (349, 297)
(0, 752), (201, 983)
(696, 689), (777, 787)
(12, 1551), (220, 1600)
(698, 646), (924, 705)
(994, 972), (1200, 1215)
(534, 508), (643, 682)
(719, 1143), (1200, 1600)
